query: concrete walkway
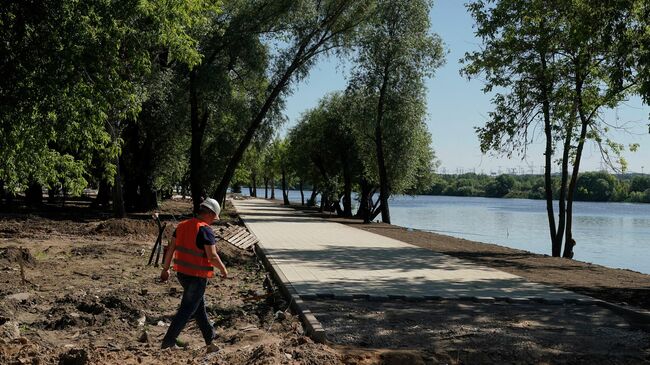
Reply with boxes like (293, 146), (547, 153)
(233, 198), (590, 302)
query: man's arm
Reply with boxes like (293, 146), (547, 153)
(205, 245), (228, 278)
(160, 236), (176, 282)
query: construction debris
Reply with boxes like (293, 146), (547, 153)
(215, 223), (259, 250)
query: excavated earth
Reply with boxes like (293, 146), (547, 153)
(0, 200), (347, 365)
(0, 198), (649, 364)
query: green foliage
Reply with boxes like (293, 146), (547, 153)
(462, 0), (646, 257)
(463, 0), (641, 167)
(0, 0), (219, 197)
(139, 0), (221, 67)
(575, 172), (619, 202)
(286, 92), (358, 192)
(427, 172), (649, 203)
(630, 175), (650, 193)
(485, 174), (516, 198)
(348, 0), (443, 195)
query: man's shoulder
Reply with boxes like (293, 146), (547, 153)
(198, 225), (215, 235)
(197, 225), (216, 246)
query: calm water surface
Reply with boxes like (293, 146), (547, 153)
(389, 195), (650, 274)
(243, 189), (650, 274)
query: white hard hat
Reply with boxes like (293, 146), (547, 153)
(200, 198), (221, 216)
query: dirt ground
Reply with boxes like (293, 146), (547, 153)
(2, 198), (649, 364)
(310, 299), (649, 364)
(0, 199), (346, 365)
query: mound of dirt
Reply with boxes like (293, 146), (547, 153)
(90, 219), (157, 237)
(58, 348), (88, 365)
(220, 340), (341, 365)
(0, 246), (35, 266)
(70, 245), (106, 258)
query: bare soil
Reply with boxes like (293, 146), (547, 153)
(2, 197), (649, 364)
(0, 199), (343, 365)
(310, 299), (650, 365)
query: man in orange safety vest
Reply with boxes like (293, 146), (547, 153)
(160, 198), (228, 351)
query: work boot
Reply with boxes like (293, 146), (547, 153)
(206, 343), (220, 354)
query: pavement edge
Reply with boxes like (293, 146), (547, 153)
(233, 200), (327, 343)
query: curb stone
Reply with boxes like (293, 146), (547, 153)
(251, 241), (326, 343)
(235, 210), (326, 343)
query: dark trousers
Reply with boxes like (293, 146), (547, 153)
(161, 272), (214, 348)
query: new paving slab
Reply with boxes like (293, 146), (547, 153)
(232, 198), (588, 301)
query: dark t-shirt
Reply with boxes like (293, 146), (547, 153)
(172, 225), (216, 250)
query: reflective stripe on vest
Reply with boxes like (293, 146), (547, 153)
(172, 218), (214, 278)
(175, 246), (208, 258)
(173, 258), (213, 272)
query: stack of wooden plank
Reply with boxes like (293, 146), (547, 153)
(215, 223), (258, 250)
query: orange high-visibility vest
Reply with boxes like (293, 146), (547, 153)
(172, 218), (214, 278)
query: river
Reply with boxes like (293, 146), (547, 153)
(240, 189), (650, 274)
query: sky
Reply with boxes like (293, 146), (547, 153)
(281, 1), (650, 175)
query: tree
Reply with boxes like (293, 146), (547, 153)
(463, 0), (567, 255)
(212, 0), (376, 203)
(463, 0), (641, 257)
(630, 175), (650, 193)
(0, 0), (219, 216)
(486, 174), (516, 198)
(575, 172), (619, 202)
(178, 0), (283, 212)
(287, 92), (361, 215)
(348, 0), (444, 223)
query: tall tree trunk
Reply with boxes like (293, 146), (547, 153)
(189, 71), (208, 213)
(342, 157), (352, 217)
(94, 179), (111, 209)
(369, 190), (382, 221)
(140, 182), (159, 211)
(564, 73), (589, 259)
(281, 169), (290, 205)
(555, 115), (574, 254)
(112, 156), (126, 218)
(213, 61), (305, 203)
(307, 187), (318, 207)
(540, 50), (559, 256)
(61, 187), (67, 208)
(122, 121), (158, 212)
(299, 180), (305, 206)
(334, 193), (344, 216)
(356, 178), (372, 224)
(320, 193), (328, 213)
(375, 64), (392, 224)
(25, 181), (43, 207)
(264, 178), (269, 199)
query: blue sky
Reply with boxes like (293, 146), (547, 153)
(281, 1), (650, 175)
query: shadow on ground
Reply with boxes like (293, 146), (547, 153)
(310, 299), (650, 364)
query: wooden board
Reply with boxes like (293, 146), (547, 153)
(214, 225), (258, 251)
